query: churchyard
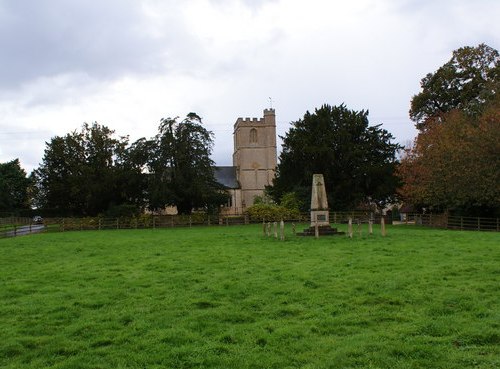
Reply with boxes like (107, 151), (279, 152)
(1, 224), (498, 368)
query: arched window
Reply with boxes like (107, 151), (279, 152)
(249, 128), (258, 144)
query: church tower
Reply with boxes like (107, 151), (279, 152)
(233, 109), (277, 210)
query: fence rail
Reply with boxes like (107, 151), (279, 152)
(1, 212), (498, 238)
(403, 213), (499, 231)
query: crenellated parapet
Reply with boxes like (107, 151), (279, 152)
(234, 117), (264, 128)
(233, 109), (275, 129)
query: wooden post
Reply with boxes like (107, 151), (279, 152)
(280, 220), (285, 241)
(189, 216), (192, 228)
(314, 220), (319, 238)
(292, 223), (296, 235)
(348, 217), (353, 238)
(263, 220), (266, 236)
(381, 217), (386, 236)
(368, 219), (373, 235)
(267, 222), (271, 237)
(273, 222), (278, 239)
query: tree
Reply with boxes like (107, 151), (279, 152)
(145, 113), (228, 214)
(33, 123), (137, 216)
(270, 104), (401, 211)
(0, 159), (31, 214)
(398, 96), (500, 216)
(410, 43), (499, 131)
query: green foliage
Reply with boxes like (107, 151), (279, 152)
(271, 104), (401, 211)
(410, 43), (500, 131)
(0, 159), (31, 213)
(33, 115), (228, 217)
(103, 204), (141, 218)
(144, 113), (228, 214)
(280, 191), (303, 211)
(245, 203), (301, 221)
(0, 226), (498, 368)
(252, 193), (274, 205)
(33, 122), (140, 216)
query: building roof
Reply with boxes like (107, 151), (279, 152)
(214, 166), (239, 189)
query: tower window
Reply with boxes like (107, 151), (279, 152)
(250, 128), (258, 144)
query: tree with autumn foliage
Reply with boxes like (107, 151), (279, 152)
(398, 95), (500, 216)
(401, 43), (500, 216)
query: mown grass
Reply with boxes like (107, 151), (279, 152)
(0, 224), (499, 368)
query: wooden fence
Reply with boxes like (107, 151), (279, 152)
(402, 213), (499, 232)
(1, 212), (498, 238)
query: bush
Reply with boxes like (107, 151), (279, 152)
(280, 192), (303, 211)
(245, 204), (301, 222)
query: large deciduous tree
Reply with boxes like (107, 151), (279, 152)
(0, 159), (31, 214)
(270, 104), (401, 211)
(410, 43), (499, 131)
(33, 123), (137, 216)
(145, 113), (227, 214)
(398, 96), (500, 216)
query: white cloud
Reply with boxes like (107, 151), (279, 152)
(0, 0), (499, 172)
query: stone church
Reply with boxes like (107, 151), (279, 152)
(215, 109), (277, 215)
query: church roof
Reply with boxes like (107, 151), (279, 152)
(214, 166), (239, 189)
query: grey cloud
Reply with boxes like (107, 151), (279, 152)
(0, 0), (187, 90)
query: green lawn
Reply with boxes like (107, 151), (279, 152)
(0, 225), (499, 369)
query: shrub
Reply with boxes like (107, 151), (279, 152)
(245, 204), (300, 222)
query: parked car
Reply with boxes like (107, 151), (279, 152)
(32, 216), (43, 224)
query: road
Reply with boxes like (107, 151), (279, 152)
(3, 224), (45, 237)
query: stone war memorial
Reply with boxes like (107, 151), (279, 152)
(299, 174), (344, 236)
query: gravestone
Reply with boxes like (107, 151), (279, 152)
(298, 174), (344, 236)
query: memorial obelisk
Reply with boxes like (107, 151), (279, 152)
(310, 174), (329, 227)
(298, 174), (344, 236)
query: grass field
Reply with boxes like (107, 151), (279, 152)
(0, 224), (499, 369)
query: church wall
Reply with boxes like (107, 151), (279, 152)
(219, 188), (243, 215)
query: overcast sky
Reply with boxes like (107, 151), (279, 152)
(1, 0), (499, 172)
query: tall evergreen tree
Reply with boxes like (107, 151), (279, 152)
(145, 113), (227, 214)
(0, 159), (31, 214)
(33, 123), (135, 216)
(270, 104), (401, 211)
